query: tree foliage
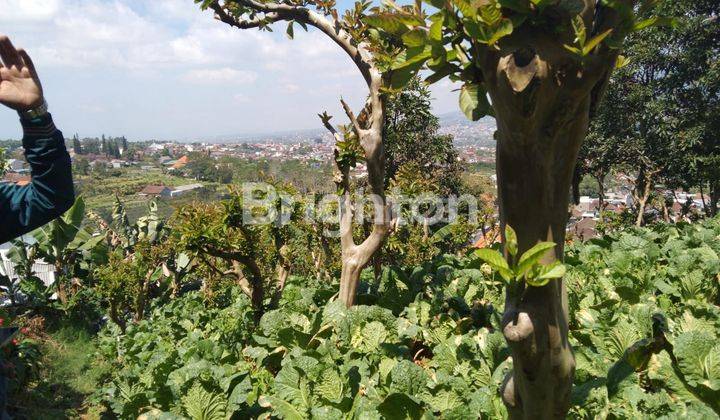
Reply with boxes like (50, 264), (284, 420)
(384, 76), (460, 195)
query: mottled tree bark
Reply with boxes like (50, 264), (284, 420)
(494, 105), (585, 419)
(478, 8), (619, 412)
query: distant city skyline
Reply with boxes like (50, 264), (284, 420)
(0, 0), (462, 141)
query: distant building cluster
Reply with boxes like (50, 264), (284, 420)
(568, 190), (714, 241)
(146, 139), (335, 164)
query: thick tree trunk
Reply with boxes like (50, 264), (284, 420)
(484, 49), (604, 417)
(337, 220), (387, 307)
(338, 228), (388, 307)
(495, 128), (580, 419)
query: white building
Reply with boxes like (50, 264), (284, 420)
(0, 237), (56, 304)
(170, 183), (204, 197)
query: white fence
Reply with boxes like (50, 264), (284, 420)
(1, 258), (56, 287)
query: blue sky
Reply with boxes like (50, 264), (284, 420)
(0, 0), (460, 141)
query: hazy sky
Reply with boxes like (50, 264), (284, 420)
(0, 0), (461, 140)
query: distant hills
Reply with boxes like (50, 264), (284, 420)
(192, 110), (496, 145)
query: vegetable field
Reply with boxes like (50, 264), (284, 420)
(90, 219), (720, 419)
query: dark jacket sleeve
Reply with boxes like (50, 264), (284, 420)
(0, 114), (75, 244)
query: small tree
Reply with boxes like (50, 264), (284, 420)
(573, 122), (622, 221)
(384, 76), (461, 195)
(588, 38), (678, 226)
(198, 0), (404, 307)
(367, 0), (670, 416)
(92, 198), (175, 328)
(662, 0), (719, 216)
(174, 184), (301, 321)
(72, 134), (83, 155)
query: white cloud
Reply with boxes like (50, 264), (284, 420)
(283, 83), (301, 93)
(0, 0), (60, 23)
(233, 93), (250, 103)
(181, 68), (257, 85)
(0, 0), (383, 138)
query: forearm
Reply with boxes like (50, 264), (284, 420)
(0, 114), (75, 243)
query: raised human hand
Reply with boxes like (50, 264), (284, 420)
(0, 35), (43, 111)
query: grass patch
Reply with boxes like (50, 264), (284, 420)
(10, 324), (109, 419)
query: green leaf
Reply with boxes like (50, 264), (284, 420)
(391, 64), (423, 89)
(582, 29), (612, 55)
(390, 360), (427, 395)
(452, 0), (478, 18)
(392, 46), (432, 70)
(273, 365), (312, 412)
(537, 262), (567, 280)
(615, 54), (630, 69)
(479, 3), (502, 26)
(364, 12), (424, 34)
(505, 225), (518, 257)
(571, 15), (586, 46)
(518, 242), (556, 265)
(487, 18), (513, 46)
(633, 16), (676, 31)
(429, 17), (443, 41)
(258, 395), (305, 420)
(525, 275), (550, 287)
(673, 331), (720, 391)
(182, 383), (227, 420)
(516, 242), (556, 277)
(473, 248), (513, 281)
(286, 21), (294, 39)
(378, 393), (424, 420)
(364, 13), (406, 33)
(458, 83), (491, 121)
(474, 248), (509, 270)
(402, 28), (428, 47)
(563, 45), (582, 56)
(63, 196), (86, 229)
(424, 64), (456, 84)
(316, 369), (344, 403)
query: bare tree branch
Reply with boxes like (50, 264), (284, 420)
(210, 1), (283, 29)
(340, 98), (364, 136)
(221, 0), (375, 87)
